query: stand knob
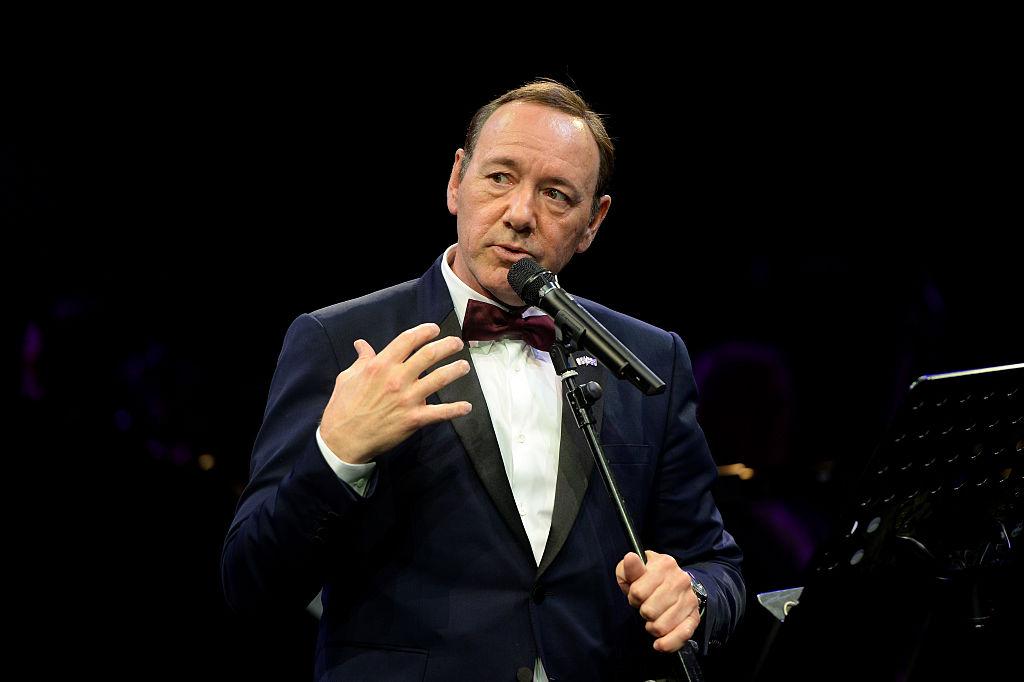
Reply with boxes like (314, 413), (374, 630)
(580, 381), (603, 406)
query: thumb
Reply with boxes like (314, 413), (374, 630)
(618, 552), (643, 585)
(353, 338), (377, 361)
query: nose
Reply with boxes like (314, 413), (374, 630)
(502, 183), (536, 233)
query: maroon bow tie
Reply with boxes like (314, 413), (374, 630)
(462, 299), (556, 351)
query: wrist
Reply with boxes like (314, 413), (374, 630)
(683, 570), (708, 618)
(318, 425), (373, 465)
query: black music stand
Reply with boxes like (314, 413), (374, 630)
(756, 362), (1024, 681)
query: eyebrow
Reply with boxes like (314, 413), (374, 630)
(480, 156), (584, 200)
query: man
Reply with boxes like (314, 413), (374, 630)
(222, 80), (744, 681)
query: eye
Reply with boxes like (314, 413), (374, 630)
(543, 188), (570, 203)
(489, 172), (512, 185)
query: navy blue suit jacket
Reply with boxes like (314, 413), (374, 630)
(221, 256), (744, 681)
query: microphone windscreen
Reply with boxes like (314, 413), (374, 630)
(507, 258), (551, 305)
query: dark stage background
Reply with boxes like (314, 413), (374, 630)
(8, 47), (1020, 679)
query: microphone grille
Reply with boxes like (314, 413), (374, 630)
(507, 258), (551, 305)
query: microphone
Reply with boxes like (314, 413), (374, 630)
(507, 259), (666, 396)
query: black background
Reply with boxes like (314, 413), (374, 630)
(8, 34), (1020, 679)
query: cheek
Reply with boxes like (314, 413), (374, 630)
(457, 210), (486, 240)
(459, 199), (497, 232)
(548, 224), (587, 261)
(482, 191), (516, 223)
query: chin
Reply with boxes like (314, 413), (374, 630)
(486, 281), (523, 306)
(493, 288), (522, 306)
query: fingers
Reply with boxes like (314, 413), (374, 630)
(415, 358), (472, 398)
(366, 324), (466, 383)
(326, 324), (471, 465)
(353, 338), (377, 360)
(645, 597), (684, 637)
(415, 400), (473, 426)
(404, 334), (466, 378)
(615, 551), (700, 653)
(616, 561), (628, 594)
(624, 551), (680, 605)
(652, 610), (701, 653)
(637, 569), (692, 621)
(376, 323), (441, 364)
(624, 552), (647, 581)
(643, 586), (698, 635)
(616, 552), (647, 603)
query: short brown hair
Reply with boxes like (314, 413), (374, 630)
(460, 79), (614, 219)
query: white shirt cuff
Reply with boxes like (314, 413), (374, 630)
(316, 425), (376, 496)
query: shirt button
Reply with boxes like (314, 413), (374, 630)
(514, 365), (522, 373)
(517, 434), (525, 443)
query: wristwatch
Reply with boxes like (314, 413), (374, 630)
(684, 571), (708, 618)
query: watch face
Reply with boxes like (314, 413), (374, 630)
(683, 571), (708, 618)
(693, 583), (707, 603)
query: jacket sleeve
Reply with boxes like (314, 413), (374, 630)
(645, 331), (746, 654)
(220, 312), (377, 616)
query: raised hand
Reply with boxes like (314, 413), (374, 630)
(320, 322), (472, 465)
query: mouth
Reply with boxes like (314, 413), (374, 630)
(491, 244), (534, 263)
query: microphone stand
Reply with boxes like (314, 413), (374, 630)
(547, 318), (704, 682)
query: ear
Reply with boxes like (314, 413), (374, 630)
(575, 194), (611, 254)
(446, 149), (466, 216)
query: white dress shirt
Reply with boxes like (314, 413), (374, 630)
(316, 244), (561, 681)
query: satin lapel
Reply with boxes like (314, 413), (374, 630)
(431, 309), (535, 563)
(537, 352), (606, 578)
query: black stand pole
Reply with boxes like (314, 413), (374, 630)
(548, 326), (703, 682)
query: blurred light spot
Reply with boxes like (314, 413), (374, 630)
(23, 321), (43, 358)
(21, 322), (45, 400)
(198, 454), (215, 471)
(54, 297), (89, 320)
(114, 409), (132, 432)
(718, 463), (755, 480)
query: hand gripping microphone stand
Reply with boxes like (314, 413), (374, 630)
(508, 260), (704, 682)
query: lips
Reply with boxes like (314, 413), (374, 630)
(491, 244), (533, 262)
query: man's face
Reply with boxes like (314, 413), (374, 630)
(446, 101), (611, 306)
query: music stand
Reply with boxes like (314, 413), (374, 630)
(755, 362), (1024, 681)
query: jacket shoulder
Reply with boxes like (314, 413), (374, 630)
(308, 277), (420, 325)
(572, 295), (679, 352)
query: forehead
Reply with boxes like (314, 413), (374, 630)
(474, 101), (600, 189)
